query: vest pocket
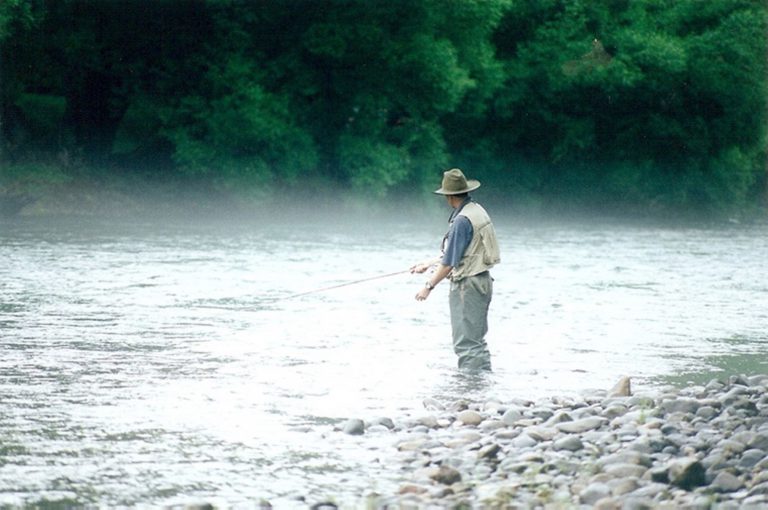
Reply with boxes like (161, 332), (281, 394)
(480, 228), (501, 265)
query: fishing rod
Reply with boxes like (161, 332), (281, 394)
(280, 268), (411, 301)
(192, 267), (418, 310)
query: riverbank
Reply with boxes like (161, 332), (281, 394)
(320, 374), (768, 509)
(4, 170), (767, 226)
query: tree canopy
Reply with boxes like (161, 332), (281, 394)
(1, 0), (766, 215)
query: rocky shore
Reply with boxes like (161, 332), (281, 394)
(327, 374), (768, 509)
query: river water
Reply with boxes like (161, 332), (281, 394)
(1, 211), (767, 507)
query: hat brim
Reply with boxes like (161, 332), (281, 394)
(433, 180), (481, 195)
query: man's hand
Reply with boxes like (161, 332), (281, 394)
(410, 257), (441, 274)
(410, 263), (431, 274)
(413, 264), (453, 301)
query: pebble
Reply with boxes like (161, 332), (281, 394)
(457, 410), (483, 426)
(342, 418), (365, 435)
(333, 374), (768, 509)
(556, 416), (606, 433)
(553, 435), (583, 452)
(711, 471), (745, 492)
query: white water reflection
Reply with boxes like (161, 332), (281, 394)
(1, 214), (767, 507)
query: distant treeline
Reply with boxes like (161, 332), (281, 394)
(1, 0), (766, 215)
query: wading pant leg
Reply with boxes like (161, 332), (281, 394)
(449, 272), (493, 371)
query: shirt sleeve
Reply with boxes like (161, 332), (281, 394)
(441, 215), (473, 267)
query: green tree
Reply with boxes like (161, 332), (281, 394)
(481, 0), (767, 213)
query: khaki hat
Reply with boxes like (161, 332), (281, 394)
(434, 168), (481, 195)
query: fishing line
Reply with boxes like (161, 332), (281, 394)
(190, 268), (413, 310)
(279, 268), (411, 301)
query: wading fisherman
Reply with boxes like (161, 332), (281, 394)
(411, 168), (501, 371)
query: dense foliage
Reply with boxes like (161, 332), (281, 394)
(1, 0), (766, 215)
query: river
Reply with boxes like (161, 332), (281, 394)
(1, 211), (767, 507)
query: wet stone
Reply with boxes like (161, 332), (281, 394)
(720, 387), (748, 406)
(719, 438), (746, 456)
(599, 450), (652, 468)
(710, 471), (744, 492)
(544, 410), (573, 426)
(609, 376), (632, 397)
(696, 406), (718, 420)
(553, 435), (583, 452)
(603, 463), (647, 479)
(738, 448), (766, 469)
(493, 429), (520, 441)
(747, 432), (768, 451)
(603, 404), (629, 419)
(556, 416), (607, 434)
(525, 426), (557, 442)
(660, 397), (700, 415)
(477, 442), (501, 460)
(342, 418), (365, 435)
(747, 481), (768, 497)
(667, 458), (706, 490)
(381, 375), (768, 510)
(414, 415), (439, 429)
(478, 419), (506, 432)
(398, 437), (429, 451)
(594, 497), (621, 510)
(423, 398), (445, 411)
(430, 465), (462, 485)
(457, 410), (483, 426)
(580, 482), (611, 505)
(510, 433), (538, 448)
(370, 417), (395, 430)
(609, 477), (639, 496)
(501, 407), (523, 425)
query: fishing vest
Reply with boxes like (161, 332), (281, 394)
(450, 202), (501, 281)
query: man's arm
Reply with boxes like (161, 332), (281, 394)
(415, 263), (453, 301)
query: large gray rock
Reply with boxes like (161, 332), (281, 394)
(609, 376), (632, 397)
(668, 458), (706, 490)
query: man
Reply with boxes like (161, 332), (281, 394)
(411, 168), (501, 371)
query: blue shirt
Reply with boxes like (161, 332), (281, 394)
(441, 199), (474, 267)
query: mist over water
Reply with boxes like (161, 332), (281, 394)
(2, 209), (767, 507)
